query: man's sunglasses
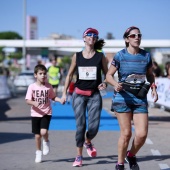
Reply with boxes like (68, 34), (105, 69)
(127, 33), (142, 38)
(86, 33), (98, 38)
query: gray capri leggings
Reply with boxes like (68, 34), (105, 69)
(72, 91), (102, 147)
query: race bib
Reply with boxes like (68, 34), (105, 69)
(78, 67), (97, 80)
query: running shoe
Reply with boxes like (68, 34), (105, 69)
(72, 155), (82, 167)
(35, 150), (42, 163)
(115, 164), (125, 170)
(84, 142), (97, 157)
(125, 151), (140, 170)
(42, 140), (50, 155)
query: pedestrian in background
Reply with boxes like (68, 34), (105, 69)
(152, 61), (162, 78)
(61, 28), (108, 167)
(106, 26), (158, 170)
(164, 61), (170, 78)
(25, 64), (62, 163)
(165, 63), (170, 79)
(47, 56), (62, 95)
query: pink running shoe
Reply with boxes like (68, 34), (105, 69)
(84, 142), (97, 157)
(72, 155), (82, 167)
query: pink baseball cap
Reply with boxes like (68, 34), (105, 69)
(83, 28), (99, 37)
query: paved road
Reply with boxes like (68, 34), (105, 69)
(0, 93), (170, 170)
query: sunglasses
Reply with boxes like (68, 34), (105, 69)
(127, 33), (142, 38)
(86, 33), (98, 38)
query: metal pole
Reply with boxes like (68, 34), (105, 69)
(22, 0), (26, 70)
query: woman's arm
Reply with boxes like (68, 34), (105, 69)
(102, 55), (108, 77)
(98, 55), (108, 90)
(146, 67), (158, 102)
(61, 53), (76, 103)
(106, 65), (122, 92)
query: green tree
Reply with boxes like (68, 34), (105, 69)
(0, 32), (23, 61)
(0, 31), (22, 39)
(8, 51), (22, 60)
(0, 47), (5, 62)
(59, 56), (71, 68)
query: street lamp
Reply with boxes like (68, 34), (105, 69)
(22, 0), (26, 70)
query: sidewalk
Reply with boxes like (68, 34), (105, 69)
(0, 94), (170, 170)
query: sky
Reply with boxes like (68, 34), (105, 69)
(0, 0), (170, 40)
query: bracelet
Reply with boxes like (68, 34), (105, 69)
(151, 84), (157, 89)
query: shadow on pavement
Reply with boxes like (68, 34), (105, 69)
(0, 96), (31, 121)
(48, 154), (117, 166)
(149, 116), (170, 122)
(139, 154), (170, 161)
(0, 132), (34, 144)
(0, 116), (31, 121)
(51, 115), (117, 120)
(0, 99), (11, 120)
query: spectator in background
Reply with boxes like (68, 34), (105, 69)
(152, 61), (162, 78)
(45, 55), (53, 69)
(165, 63), (170, 79)
(47, 56), (61, 95)
(164, 61), (170, 78)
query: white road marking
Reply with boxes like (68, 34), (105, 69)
(159, 163), (170, 170)
(145, 138), (153, 144)
(151, 149), (161, 156)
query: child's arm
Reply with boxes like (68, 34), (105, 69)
(25, 84), (39, 107)
(52, 97), (62, 104)
(26, 99), (39, 107)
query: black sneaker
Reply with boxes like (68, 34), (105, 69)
(125, 154), (140, 170)
(115, 164), (125, 170)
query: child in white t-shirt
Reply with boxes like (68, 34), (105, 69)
(25, 64), (62, 163)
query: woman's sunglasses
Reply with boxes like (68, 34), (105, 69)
(86, 33), (98, 38)
(127, 33), (142, 38)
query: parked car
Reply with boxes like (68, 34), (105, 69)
(13, 70), (35, 90)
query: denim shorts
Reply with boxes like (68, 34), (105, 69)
(111, 90), (148, 114)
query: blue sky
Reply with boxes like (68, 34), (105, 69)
(0, 0), (170, 40)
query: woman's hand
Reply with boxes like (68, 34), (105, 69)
(114, 82), (123, 92)
(98, 82), (107, 90)
(61, 94), (67, 104)
(151, 89), (158, 102)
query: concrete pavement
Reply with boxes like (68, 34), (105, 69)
(0, 93), (170, 170)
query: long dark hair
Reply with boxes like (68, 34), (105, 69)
(94, 39), (105, 50)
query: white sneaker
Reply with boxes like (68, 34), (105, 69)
(35, 150), (42, 163)
(43, 140), (50, 155)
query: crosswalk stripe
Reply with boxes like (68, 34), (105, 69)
(145, 138), (153, 144)
(159, 163), (170, 170)
(151, 149), (161, 156)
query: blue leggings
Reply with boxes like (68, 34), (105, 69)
(72, 91), (102, 147)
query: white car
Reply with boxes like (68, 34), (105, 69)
(14, 70), (35, 90)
